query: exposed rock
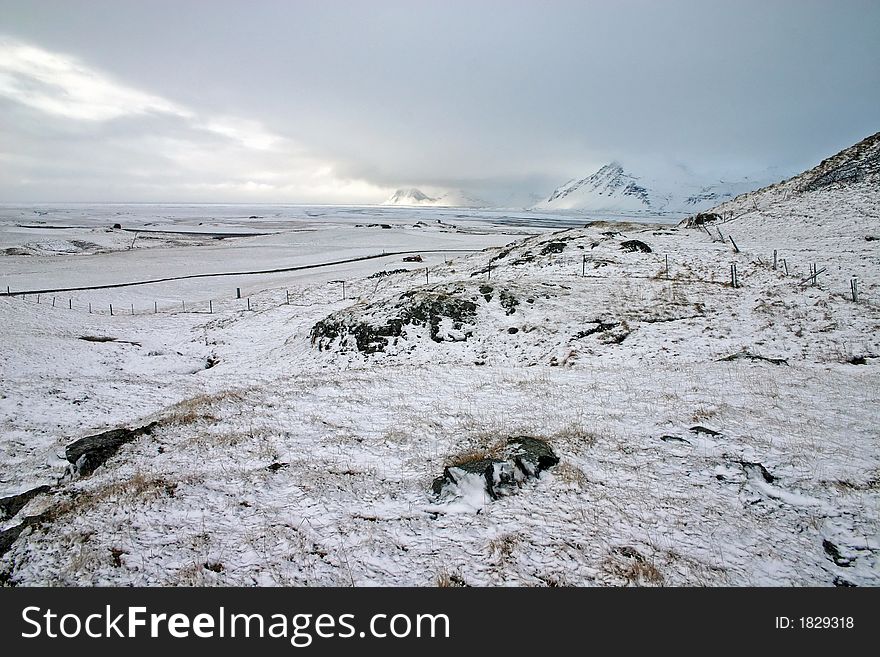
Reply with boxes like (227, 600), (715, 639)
(573, 320), (618, 339)
(620, 239), (652, 253)
(689, 425), (722, 437)
(79, 335), (118, 343)
(432, 436), (558, 504)
(311, 286), (480, 353)
(432, 458), (516, 501)
(65, 422), (159, 476)
(540, 241), (567, 255)
(718, 351), (788, 365)
(508, 436), (560, 477)
(499, 289), (519, 315)
(823, 539), (854, 567)
(0, 511), (50, 557)
(0, 485), (51, 521)
(737, 460), (776, 484)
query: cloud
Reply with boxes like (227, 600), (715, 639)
(0, 38), (190, 121)
(0, 37), (389, 202)
(1, 0), (878, 204)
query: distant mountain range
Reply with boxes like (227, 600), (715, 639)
(382, 188), (488, 208)
(382, 162), (785, 214)
(531, 162), (779, 215)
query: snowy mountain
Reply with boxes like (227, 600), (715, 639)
(383, 188), (438, 206)
(537, 163), (652, 212)
(382, 188), (487, 208)
(533, 162), (777, 215)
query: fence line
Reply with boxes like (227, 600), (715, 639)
(0, 249), (479, 297)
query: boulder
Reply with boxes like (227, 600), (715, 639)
(65, 422), (159, 476)
(432, 437), (559, 504)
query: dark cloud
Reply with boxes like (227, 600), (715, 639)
(1, 0), (878, 203)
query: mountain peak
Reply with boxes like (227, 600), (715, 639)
(534, 161), (779, 215)
(539, 162), (651, 210)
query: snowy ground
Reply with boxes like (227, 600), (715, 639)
(0, 203), (877, 586)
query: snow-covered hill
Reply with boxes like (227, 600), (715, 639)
(679, 131), (880, 300)
(1, 192), (878, 586)
(383, 187), (487, 208)
(684, 131), (880, 223)
(534, 162), (777, 215)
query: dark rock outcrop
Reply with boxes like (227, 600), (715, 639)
(0, 485), (51, 521)
(65, 422), (159, 476)
(620, 239), (652, 253)
(432, 436), (559, 503)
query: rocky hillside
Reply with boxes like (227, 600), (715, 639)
(684, 131), (880, 224)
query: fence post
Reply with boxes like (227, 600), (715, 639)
(488, 262), (491, 280)
(182, 300), (186, 312)
(89, 302), (92, 314)
(851, 278), (859, 303)
(583, 254), (587, 277)
(247, 297), (251, 311)
(154, 301), (158, 314)
(665, 254), (669, 279)
(236, 288), (241, 299)
(729, 236), (739, 253)
(37, 294), (40, 304)
(52, 297), (56, 307)
(773, 250), (777, 269)
(286, 290), (290, 305)
(426, 268), (429, 285)
(209, 300), (213, 314)
(131, 304), (134, 315)
(68, 299), (72, 309)
(110, 303), (114, 316)
(782, 259), (788, 275)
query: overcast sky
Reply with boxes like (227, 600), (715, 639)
(1, 0), (878, 204)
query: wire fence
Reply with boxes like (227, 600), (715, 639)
(1, 230), (868, 321)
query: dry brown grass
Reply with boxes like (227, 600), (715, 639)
(42, 471), (192, 524)
(159, 389), (247, 427)
(553, 462), (589, 488)
(436, 570), (468, 587)
(488, 533), (518, 563)
(551, 423), (599, 448)
(603, 547), (664, 586)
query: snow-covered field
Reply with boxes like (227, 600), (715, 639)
(0, 199), (877, 586)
